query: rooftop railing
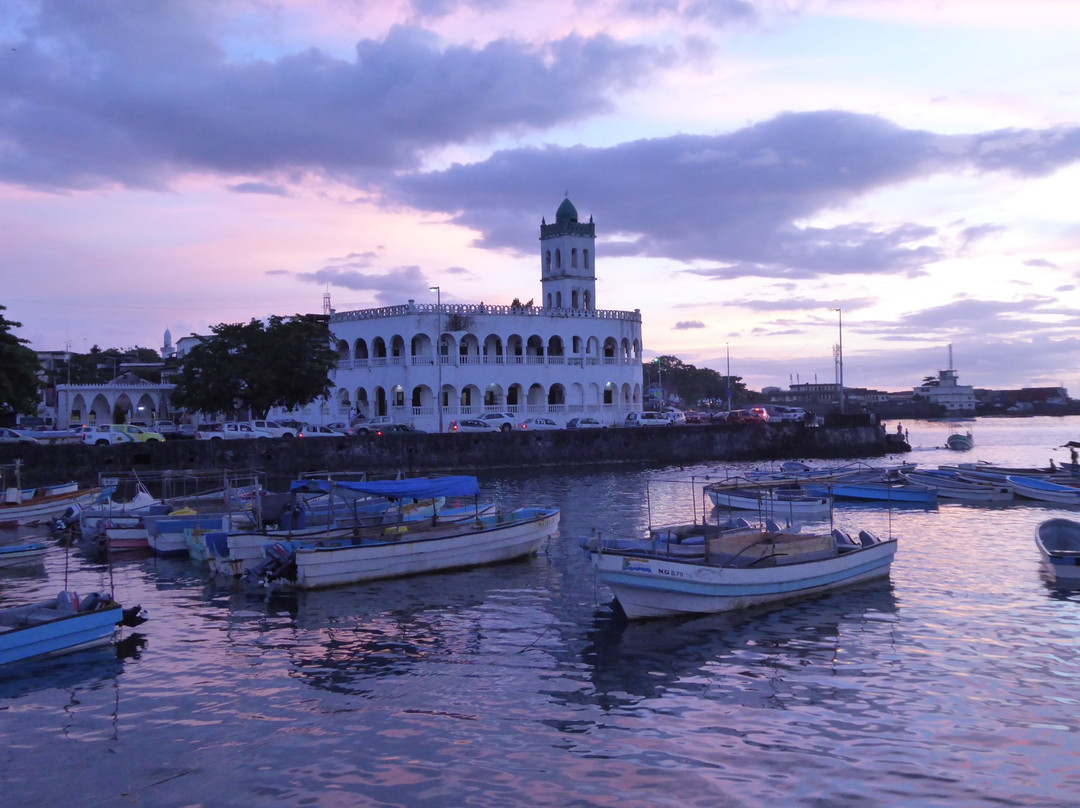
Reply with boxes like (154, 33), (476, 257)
(332, 303), (641, 323)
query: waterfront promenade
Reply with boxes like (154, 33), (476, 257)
(0, 422), (897, 487)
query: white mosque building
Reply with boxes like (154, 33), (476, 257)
(299, 197), (644, 431)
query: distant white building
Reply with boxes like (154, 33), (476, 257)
(914, 349), (976, 415)
(56, 372), (175, 427)
(294, 198), (645, 430)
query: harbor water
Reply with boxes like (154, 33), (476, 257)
(2, 416), (1080, 807)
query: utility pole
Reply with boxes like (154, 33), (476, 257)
(832, 308), (844, 413)
(726, 343), (732, 411)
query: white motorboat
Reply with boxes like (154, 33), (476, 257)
(589, 520), (897, 620)
(1035, 518), (1080, 583)
(946, 431), (974, 451)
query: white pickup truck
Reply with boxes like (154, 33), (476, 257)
(195, 423), (273, 440)
(351, 415), (396, 435)
(247, 420), (297, 438)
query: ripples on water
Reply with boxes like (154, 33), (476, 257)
(2, 417), (1080, 807)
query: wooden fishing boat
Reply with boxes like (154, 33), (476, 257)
(0, 484), (103, 528)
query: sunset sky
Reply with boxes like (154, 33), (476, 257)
(2, 0), (1079, 395)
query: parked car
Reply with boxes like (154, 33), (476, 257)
(351, 415), (395, 435)
(726, 408), (769, 424)
(477, 412), (517, 432)
(624, 411), (671, 427)
(151, 420), (180, 438)
(565, 417), (607, 429)
(195, 422), (272, 440)
(447, 419), (499, 433)
(84, 424), (166, 445)
(298, 424), (345, 438)
(683, 411), (704, 424)
(0, 427), (37, 444)
(375, 424), (426, 435)
(248, 419), (297, 438)
(325, 422), (355, 435)
(770, 405), (808, 422)
(516, 417), (561, 431)
(664, 409), (687, 425)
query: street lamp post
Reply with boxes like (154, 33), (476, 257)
(832, 308), (844, 414)
(429, 286), (443, 433)
(726, 343), (732, 411)
(96, 355), (117, 380)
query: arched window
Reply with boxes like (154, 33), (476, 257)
(547, 293), (552, 307)
(545, 250), (551, 272)
(555, 249), (561, 269)
(571, 290), (579, 308)
(556, 291), (562, 308)
(583, 291), (591, 310)
(571, 248), (578, 268)
(583, 249), (590, 269)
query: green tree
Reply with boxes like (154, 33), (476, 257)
(648, 354), (753, 408)
(170, 315), (337, 419)
(0, 306), (41, 417)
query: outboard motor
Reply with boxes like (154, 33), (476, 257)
(52, 503), (82, 535)
(244, 541), (298, 584)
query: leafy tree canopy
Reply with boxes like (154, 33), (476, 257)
(0, 305), (41, 417)
(170, 315), (337, 419)
(647, 354), (755, 409)
(37, 344), (164, 385)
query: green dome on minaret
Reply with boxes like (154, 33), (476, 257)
(555, 197), (578, 223)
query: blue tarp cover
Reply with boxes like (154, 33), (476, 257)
(289, 476), (480, 500)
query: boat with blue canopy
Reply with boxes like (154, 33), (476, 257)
(250, 476), (559, 589)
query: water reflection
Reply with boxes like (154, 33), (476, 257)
(581, 583), (899, 710)
(0, 632), (142, 700)
(266, 558), (559, 695)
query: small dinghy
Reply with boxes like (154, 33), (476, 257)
(1035, 518), (1080, 583)
(0, 591), (146, 665)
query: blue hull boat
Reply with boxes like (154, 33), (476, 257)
(0, 591), (145, 665)
(0, 541), (49, 568)
(827, 480), (938, 505)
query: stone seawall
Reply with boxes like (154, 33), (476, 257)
(0, 423), (901, 488)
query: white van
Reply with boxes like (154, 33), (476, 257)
(625, 411), (671, 427)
